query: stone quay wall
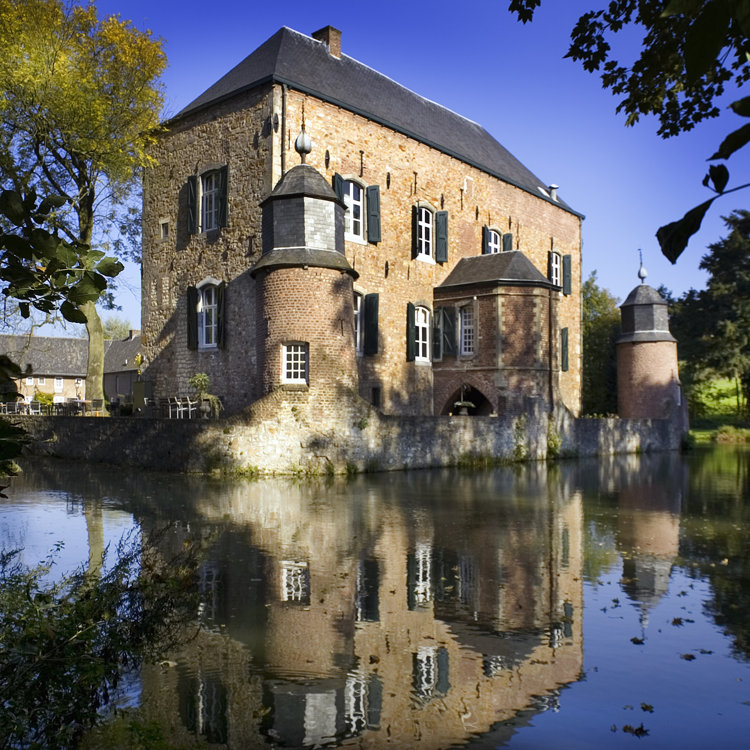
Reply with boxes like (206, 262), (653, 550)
(15, 397), (685, 476)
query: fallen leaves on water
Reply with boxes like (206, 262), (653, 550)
(631, 636), (645, 645)
(623, 723), (649, 737)
(680, 653), (696, 661)
(672, 617), (684, 626)
(641, 703), (654, 713)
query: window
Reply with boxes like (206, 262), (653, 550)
(406, 304), (431, 362)
(25, 376), (34, 386)
(54, 377), (63, 393)
(415, 306), (430, 361)
(344, 180), (364, 240)
(160, 220), (169, 239)
(416, 206), (433, 259)
(187, 166), (228, 234)
(37, 376), (45, 386)
(333, 175), (381, 243)
(282, 342), (308, 384)
(354, 291), (379, 356)
(187, 281), (226, 351)
(549, 252), (561, 286)
(198, 284), (218, 348)
(459, 306), (475, 355)
(483, 227), (501, 254)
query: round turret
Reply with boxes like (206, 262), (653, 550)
(251, 144), (359, 402)
(616, 282), (680, 419)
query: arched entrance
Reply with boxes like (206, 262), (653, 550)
(440, 384), (493, 416)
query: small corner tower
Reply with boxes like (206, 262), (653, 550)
(616, 257), (682, 419)
(251, 128), (359, 403)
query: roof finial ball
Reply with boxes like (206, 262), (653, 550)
(637, 249), (648, 284)
(294, 126), (312, 164)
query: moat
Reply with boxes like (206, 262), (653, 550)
(2, 446), (749, 749)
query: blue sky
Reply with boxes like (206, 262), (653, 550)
(98, 0), (750, 325)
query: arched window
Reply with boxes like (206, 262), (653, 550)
(416, 207), (433, 259)
(415, 306), (430, 361)
(486, 228), (501, 254)
(198, 284), (218, 348)
(187, 279), (226, 350)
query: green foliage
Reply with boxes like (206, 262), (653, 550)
(0, 189), (123, 324)
(509, 0), (750, 261)
(0, 533), (198, 749)
(669, 211), (750, 418)
(0, 0), (166, 399)
(582, 271), (620, 415)
(188, 373), (211, 396)
(513, 414), (529, 461)
(713, 424), (750, 442)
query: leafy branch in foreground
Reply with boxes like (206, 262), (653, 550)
(508, 0), (750, 261)
(0, 531), (198, 749)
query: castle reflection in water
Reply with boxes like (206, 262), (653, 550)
(13, 452), (690, 749)
(129, 467), (585, 749)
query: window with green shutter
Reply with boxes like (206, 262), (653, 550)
(406, 302), (416, 361)
(435, 210), (448, 263)
(561, 327), (569, 372)
(502, 233), (513, 252)
(366, 185), (381, 243)
(364, 293), (379, 355)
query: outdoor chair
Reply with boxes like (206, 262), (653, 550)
(90, 399), (104, 416)
(5, 402), (19, 415)
(168, 396), (183, 419)
(28, 401), (42, 415)
(183, 396), (198, 418)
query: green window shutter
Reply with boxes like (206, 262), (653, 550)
(548, 251), (554, 279)
(563, 254), (572, 295)
(432, 313), (442, 360)
(502, 232), (513, 252)
(333, 173), (345, 202)
(187, 176), (198, 235)
(187, 286), (198, 350)
(364, 292), (379, 356)
(561, 327), (569, 372)
(366, 185), (381, 243)
(435, 210), (448, 263)
(218, 165), (229, 228)
(436, 647), (451, 695)
(411, 205), (419, 259)
(406, 302), (416, 362)
(216, 281), (226, 349)
(482, 225), (490, 254)
(442, 307), (457, 357)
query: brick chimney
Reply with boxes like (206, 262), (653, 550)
(312, 26), (341, 58)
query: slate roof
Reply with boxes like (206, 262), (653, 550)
(438, 251), (557, 290)
(260, 163), (344, 206)
(0, 334), (141, 376)
(621, 283), (667, 307)
(174, 27), (581, 218)
(104, 336), (142, 374)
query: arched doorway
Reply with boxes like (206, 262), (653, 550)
(440, 384), (493, 416)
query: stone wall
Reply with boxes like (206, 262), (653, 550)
(15, 400), (684, 477)
(142, 79), (583, 419)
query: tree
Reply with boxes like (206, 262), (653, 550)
(509, 0), (750, 262)
(668, 210), (750, 417)
(0, 533), (198, 748)
(0, 0), (166, 401)
(73, 314), (134, 340)
(582, 271), (620, 414)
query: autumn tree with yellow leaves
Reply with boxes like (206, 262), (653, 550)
(0, 0), (166, 400)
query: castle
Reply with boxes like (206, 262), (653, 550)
(141, 25), (583, 419)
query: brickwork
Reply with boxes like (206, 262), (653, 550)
(257, 266), (358, 403)
(617, 340), (681, 419)
(142, 57), (582, 418)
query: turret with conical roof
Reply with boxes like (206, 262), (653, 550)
(616, 261), (682, 420)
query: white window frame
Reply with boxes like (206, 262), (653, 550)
(37, 376), (45, 386)
(197, 283), (218, 349)
(550, 252), (561, 287)
(54, 377), (63, 393)
(201, 170), (220, 232)
(25, 376), (34, 386)
(343, 180), (365, 242)
(487, 229), (501, 254)
(354, 292), (364, 355)
(460, 305), (475, 356)
(417, 206), (434, 261)
(282, 342), (308, 384)
(415, 306), (430, 362)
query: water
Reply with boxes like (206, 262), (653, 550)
(2, 446), (749, 749)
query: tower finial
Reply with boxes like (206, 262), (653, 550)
(638, 249), (647, 284)
(294, 101), (312, 163)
